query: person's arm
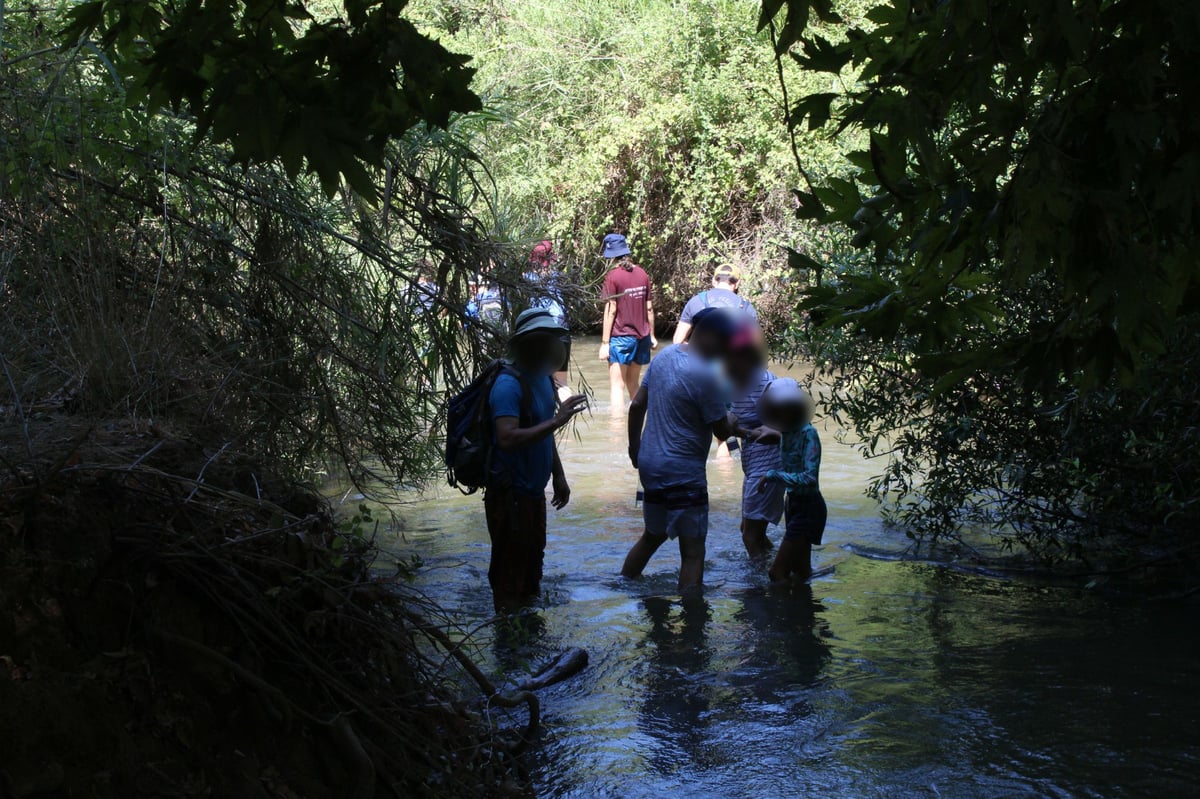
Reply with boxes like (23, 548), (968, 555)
(494, 394), (587, 451)
(763, 429), (821, 489)
(646, 297), (658, 348)
(747, 426), (781, 445)
(673, 296), (698, 344)
(694, 366), (735, 440)
(710, 411), (739, 442)
(551, 445), (570, 509)
(627, 384), (648, 467)
(599, 299), (616, 360)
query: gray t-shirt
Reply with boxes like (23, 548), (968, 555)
(679, 287), (757, 324)
(637, 345), (728, 490)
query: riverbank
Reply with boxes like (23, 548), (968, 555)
(0, 417), (523, 797)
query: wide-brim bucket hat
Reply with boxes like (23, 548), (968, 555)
(510, 307), (569, 341)
(601, 233), (631, 259)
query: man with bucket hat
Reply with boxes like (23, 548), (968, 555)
(486, 308), (588, 611)
(598, 233), (657, 409)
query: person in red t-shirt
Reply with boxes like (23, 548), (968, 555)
(597, 234), (657, 409)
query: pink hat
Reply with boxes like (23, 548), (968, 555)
(530, 240), (557, 266)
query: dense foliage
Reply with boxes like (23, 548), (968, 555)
(411, 0), (864, 330)
(61, 0), (481, 197)
(763, 0), (1200, 570)
(1, 4), (548, 794)
(2, 1), (505, 488)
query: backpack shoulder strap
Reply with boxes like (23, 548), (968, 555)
(700, 290), (710, 309)
(500, 364), (536, 427)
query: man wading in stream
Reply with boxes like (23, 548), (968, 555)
(622, 308), (740, 592)
(487, 309), (588, 611)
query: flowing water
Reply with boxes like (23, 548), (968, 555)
(385, 337), (1199, 798)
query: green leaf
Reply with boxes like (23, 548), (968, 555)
(790, 92), (837, 131)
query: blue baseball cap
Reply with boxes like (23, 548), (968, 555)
(601, 233), (631, 259)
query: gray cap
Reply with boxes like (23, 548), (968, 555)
(510, 307), (568, 341)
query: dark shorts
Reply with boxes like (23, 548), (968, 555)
(609, 335), (652, 365)
(643, 485), (709, 540)
(784, 491), (827, 544)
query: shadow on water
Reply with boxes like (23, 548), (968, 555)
(384, 337), (1200, 799)
(639, 596), (713, 773)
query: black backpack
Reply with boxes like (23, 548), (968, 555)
(445, 360), (538, 493)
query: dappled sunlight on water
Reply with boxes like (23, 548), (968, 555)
(385, 338), (1200, 798)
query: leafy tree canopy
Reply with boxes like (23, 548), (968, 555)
(762, 0), (1200, 390)
(62, 0), (482, 197)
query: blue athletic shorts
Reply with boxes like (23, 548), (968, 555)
(609, 335), (652, 365)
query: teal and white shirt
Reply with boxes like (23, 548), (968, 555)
(765, 423), (821, 496)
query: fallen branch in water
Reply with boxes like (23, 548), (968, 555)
(402, 609), (542, 753)
(518, 647), (589, 692)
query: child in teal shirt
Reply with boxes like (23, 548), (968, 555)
(755, 378), (826, 581)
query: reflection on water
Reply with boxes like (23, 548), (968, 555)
(639, 596), (713, 773)
(385, 338), (1200, 798)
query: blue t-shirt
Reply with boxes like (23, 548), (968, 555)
(490, 369), (556, 495)
(637, 345), (728, 490)
(679, 287), (757, 324)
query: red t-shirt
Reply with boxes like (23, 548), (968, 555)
(602, 264), (651, 338)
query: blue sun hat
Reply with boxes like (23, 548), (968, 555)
(601, 233), (632, 259)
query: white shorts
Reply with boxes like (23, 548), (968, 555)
(742, 474), (785, 524)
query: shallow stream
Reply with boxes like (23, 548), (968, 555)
(386, 337), (1199, 798)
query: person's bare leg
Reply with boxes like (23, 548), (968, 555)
(792, 538), (813, 581)
(741, 518), (773, 558)
(609, 361), (625, 409)
(768, 539), (798, 582)
(769, 538), (812, 582)
(622, 531), (667, 578)
(678, 535), (706, 592)
(620, 364), (642, 401)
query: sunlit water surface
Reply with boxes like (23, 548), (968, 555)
(383, 338), (1199, 799)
